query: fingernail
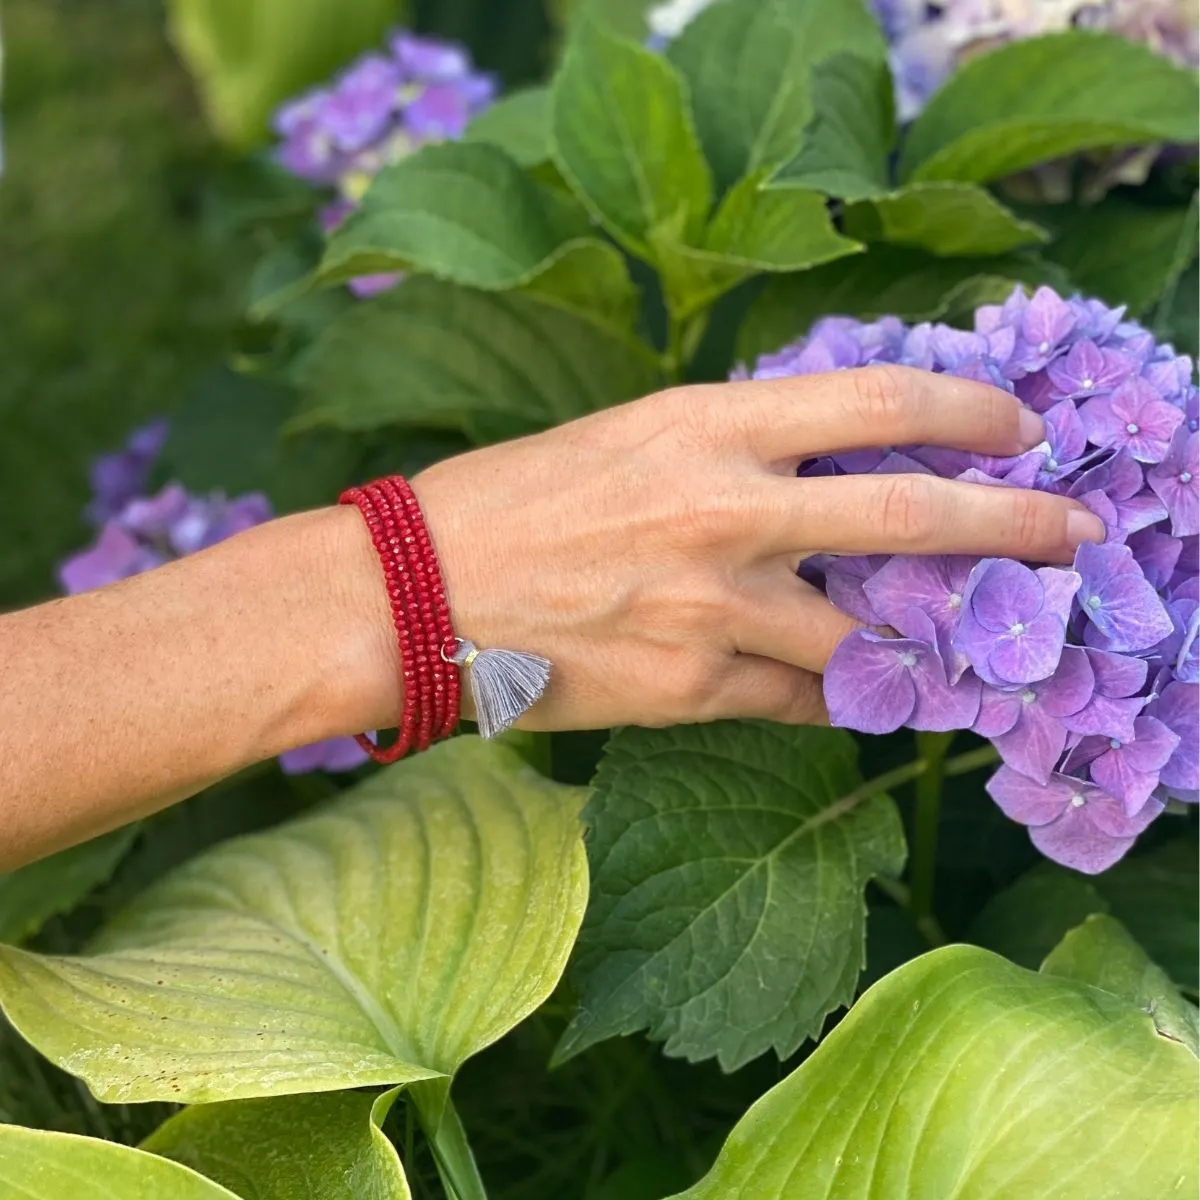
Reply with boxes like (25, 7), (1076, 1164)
(1067, 507), (1106, 547)
(1017, 406), (1045, 448)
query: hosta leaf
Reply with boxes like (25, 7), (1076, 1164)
(551, 16), (712, 259)
(0, 737), (587, 1103)
(0, 827), (138, 946)
(464, 87), (551, 168)
(735, 247), (1067, 365)
(769, 52), (894, 201)
(653, 175), (862, 318)
(844, 183), (1049, 257)
(901, 32), (1200, 184)
(292, 276), (660, 440)
(555, 721), (906, 1072)
(314, 142), (593, 291)
(669, 0), (885, 195)
(1042, 914), (1199, 1056)
(670, 945), (1200, 1200)
(144, 1087), (410, 1199)
(0, 1124), (238, 1200)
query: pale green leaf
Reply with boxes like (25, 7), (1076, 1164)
(144, 1087), (410, 1200)
(1042, 914), (1199, 1056)
(0, 737), (588, 1103)
(551, 16), (712, 258)
(768, 52), (894, 201)
(0, 1124), (238, 1200)
(464, 87), (551, 168)
(0, 827), (139, 946)
(292, 276), (660, 440)
(555, 721), (906, 1071)
(901, 32), (1200, 184)
(669, 0), (885, 195)
(844, 183), (1049, 257)
(671, 945), (1200, 1200)
(315, 142), (593, 291)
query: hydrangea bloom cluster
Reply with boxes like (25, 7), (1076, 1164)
(740, 286), (1197, 873)
(272, 30), (495, 297)
(60, 422), (369, 776)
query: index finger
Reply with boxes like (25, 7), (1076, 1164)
(714, 364), (1045, 463)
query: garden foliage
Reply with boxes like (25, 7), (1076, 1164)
(2, 1), (1198, 1197)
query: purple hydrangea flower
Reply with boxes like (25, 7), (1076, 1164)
(743, 284), (1197, 871)
(85, 418), (170, 525)
(278, 736), (371, 775)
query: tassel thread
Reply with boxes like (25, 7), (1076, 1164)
(451, 640), (551, 739)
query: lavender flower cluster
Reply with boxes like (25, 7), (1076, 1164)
(742, 286), (1197, 873)
(60, 422), (369, 776)
(272, 30), (495, 297)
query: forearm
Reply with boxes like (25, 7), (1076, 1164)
(0, 506), (398, 868)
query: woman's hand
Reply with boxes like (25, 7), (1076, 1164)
(412, 366), (1105, 731)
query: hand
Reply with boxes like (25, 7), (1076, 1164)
(410, 366), (1106, 731)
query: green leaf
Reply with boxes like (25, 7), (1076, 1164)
(1040, 193), (1199, 317)
(1042, 914), (1199, 1056)
(653, 175), (862, 318)
(670, 945), (1200, 1200)
(559, 0), (653, 40)
(0, 1124), (238, 1199)
(669, 0), (886, 196)
(293, 276), (660, 440)
(555, 721), (906, 1072)
(734, 247), (1066, 365)
(144, 1087), (410, 1199)
(844, 183), (1049, 257)
(901, 31), (1200, 184)
(0, 737), (587, 1104)
(967, 863), (1109, 970)
(551, 16), (712, 259)
(1093, 835), (1199, 997)
(166, 0), (399, 149)
(315, 142), (594, 291)
(0, 827), (139, 946)
(464, 87), (551, 168)
(768, 52), (894, 201)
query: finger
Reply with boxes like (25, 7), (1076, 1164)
(715, 655), (828, 725)
(732, 575), (862, 674)
(713, 365), (1045, 462)
(757, 473), (1106, 564)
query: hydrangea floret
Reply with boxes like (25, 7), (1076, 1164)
(272, 30), (495, 296)
(60, 423), (369, 776)
(741, 285), (1198, 873)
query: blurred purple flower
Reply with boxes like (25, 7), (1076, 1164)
(85, 418), (169, 525)
(279, 737), (371, 775)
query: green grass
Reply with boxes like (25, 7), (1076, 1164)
(0, 0), (248, 607)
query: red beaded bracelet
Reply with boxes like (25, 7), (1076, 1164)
(339, 476), (461, 762)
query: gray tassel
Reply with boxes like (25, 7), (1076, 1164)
(451, 639), (552, 739)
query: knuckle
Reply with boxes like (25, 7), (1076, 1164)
(1009, 489), (1053, 549)
(848, 364), (916, 433)
(877, 474), (940, 545)
(660, 654), (726, 717)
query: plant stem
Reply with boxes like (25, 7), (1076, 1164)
(910, 732), (954, 938)
(663, 313), (687, 383)
(410, 1079), (488, 1200)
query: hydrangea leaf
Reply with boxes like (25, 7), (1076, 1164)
(967, 863), (1109, 970)
(554, 721), (906, 1072)
(464, 87), (551, 168)
(0, 1124), (239, 1200)
(0, 826), (139, 946)
(1042, 913), (1199, 1056)
(143, 1087), (410, 1199)
(292, 276), (660, 442)
(768, 52), (894, 202)
(313, 142), (594, 292)
(668, 946), (1200, 1200)
(558, 0), (653, 39)
(1040, 193), (1200, 318)
(669, 0), (885, 196)
(901, 31), (1200, 184)
(735, 246), (1069, 365)
(0, 737), (588, 1103)
(551, 16), (712, 260)
(1092, 834), (1199, 996)
(843, 183), (1049, 257)
(652, 174), (862, 319)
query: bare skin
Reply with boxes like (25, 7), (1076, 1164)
(0, 367), (1105, 868)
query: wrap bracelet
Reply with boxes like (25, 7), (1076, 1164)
(339, 475), (552, 758)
